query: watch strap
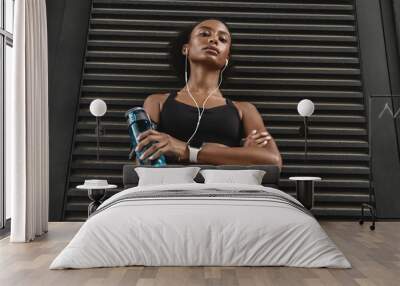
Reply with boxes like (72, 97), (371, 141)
(188, 146), (200, 163)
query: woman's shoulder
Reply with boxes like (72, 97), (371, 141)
(144, 92), (172, 108)
(143, 92), (171, 123)
(230, 100), (258, 120)
(145, 92), (170, 103)
(232, 100), (256, 109)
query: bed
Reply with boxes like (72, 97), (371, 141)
(50, 164), (350, 269)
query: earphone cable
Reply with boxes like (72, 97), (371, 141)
(184, 52), (228, 145)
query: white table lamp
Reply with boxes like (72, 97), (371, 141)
(294, 99), (319, 210)
(297, 99), (315, 162)
(89, 99), (107, 160)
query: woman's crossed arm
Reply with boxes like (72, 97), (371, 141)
(197, 102), (282, 169)
(139, 95), (282, 169)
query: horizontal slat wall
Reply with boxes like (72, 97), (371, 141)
(64, 0), (369, 221)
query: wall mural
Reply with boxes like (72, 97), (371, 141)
(55, 0), (371, 221)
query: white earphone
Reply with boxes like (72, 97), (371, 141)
(183, 47), (228, 145)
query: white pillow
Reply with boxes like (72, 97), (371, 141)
(200, 169), (266, 185)
(135, 167), (201, 186)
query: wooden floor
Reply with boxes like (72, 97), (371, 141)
(0, 221), (399, 286)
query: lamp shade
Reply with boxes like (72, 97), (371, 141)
(90, 99), (107, 117)
(297, 99), (315, 117)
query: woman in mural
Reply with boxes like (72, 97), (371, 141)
(135, 19), (282, 169)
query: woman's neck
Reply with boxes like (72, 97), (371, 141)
(185, 63), (222, 97)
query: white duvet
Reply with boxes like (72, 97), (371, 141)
(50, 183), (351, 269)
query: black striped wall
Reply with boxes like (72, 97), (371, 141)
(58, 0), (371, 221)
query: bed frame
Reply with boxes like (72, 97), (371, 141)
(123, 164), (281, 189)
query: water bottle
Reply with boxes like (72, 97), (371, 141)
(125, 107), (167, 167)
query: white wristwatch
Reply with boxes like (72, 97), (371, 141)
(188, 145), (201, 163)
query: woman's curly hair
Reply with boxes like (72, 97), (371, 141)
(169, 19), (234, 87)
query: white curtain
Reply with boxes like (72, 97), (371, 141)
(7, 0), (49, 242)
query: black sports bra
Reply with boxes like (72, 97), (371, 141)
(156, 90), (244, 162)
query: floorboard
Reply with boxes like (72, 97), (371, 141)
(0, 221), (399, 286)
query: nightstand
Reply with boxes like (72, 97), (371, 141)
(77, 180), (117, 216)
(289, 176), (321, 210)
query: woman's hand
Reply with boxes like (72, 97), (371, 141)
(243, 129), (272, 148)
(135, 130), (188, 161)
